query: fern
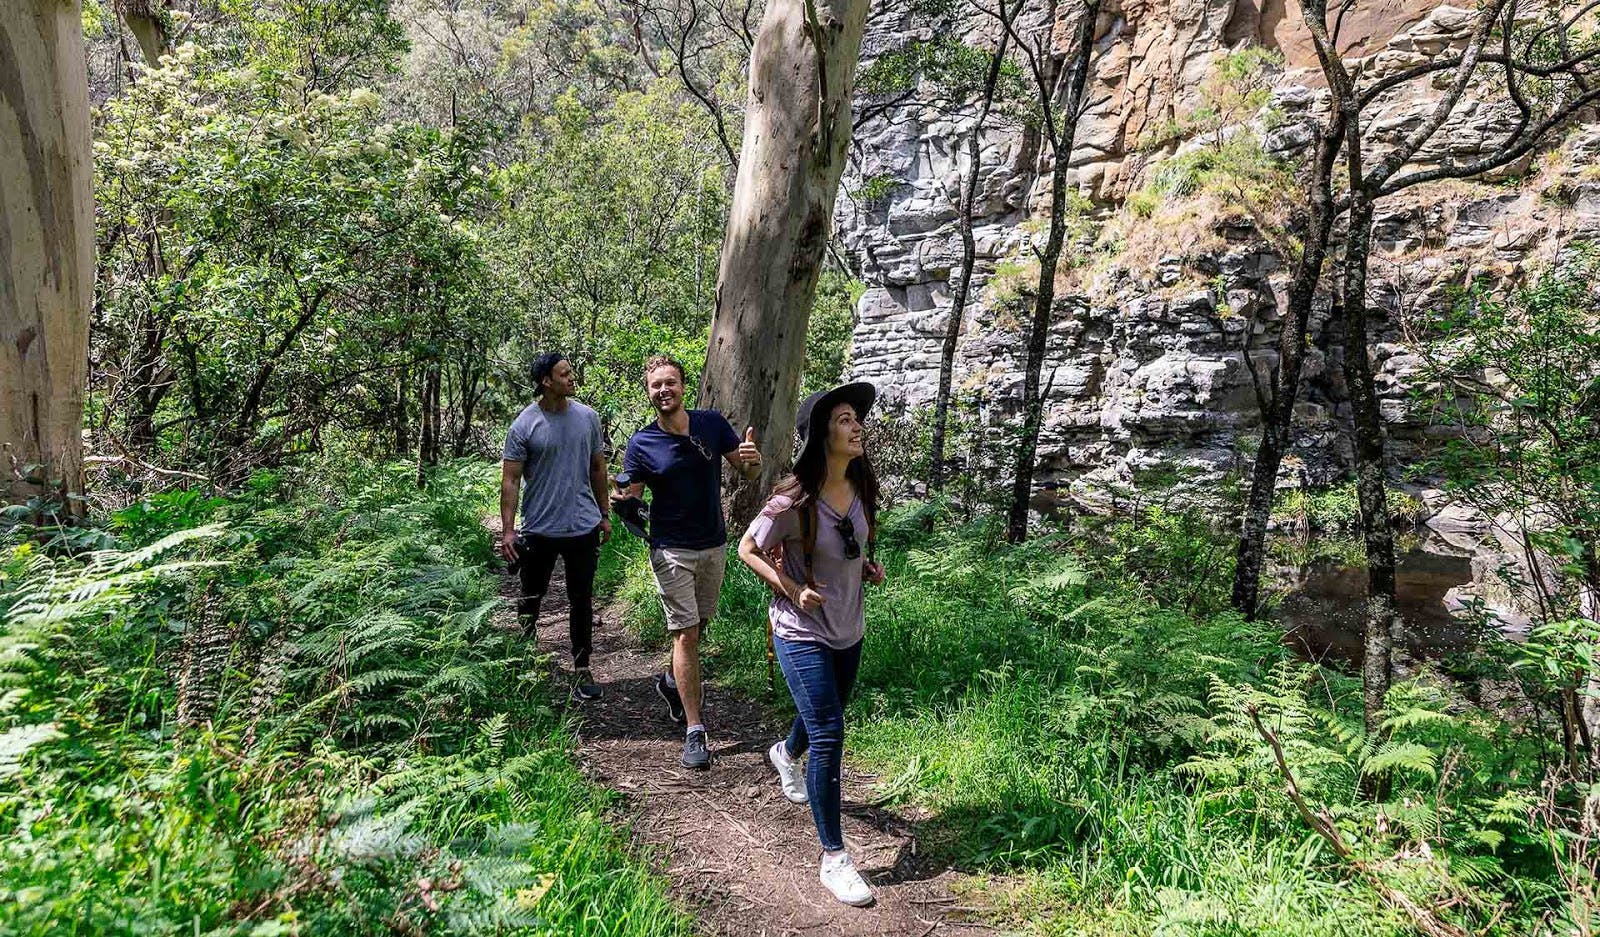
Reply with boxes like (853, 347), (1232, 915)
(1360, 741), (1439, 784)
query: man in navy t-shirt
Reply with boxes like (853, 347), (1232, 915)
(616, 354), (761, 770)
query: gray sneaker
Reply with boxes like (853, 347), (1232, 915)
(680, 728), (710, 770)
(654, 672), (685, 724)
(571, 668), (602, 702)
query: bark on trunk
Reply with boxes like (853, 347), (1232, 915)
(453, 361), (480, 459)
(1340, 197), (1399, 735)
(393, 369), (411, 456)
(416, 362), (440, 488)
(931, 29), (1010, 496)
(1230, 122), (1342, 619)
(697, 0), (871, 528)
(1, 1), (95, 512)
(116, 0), (170, 66)
(1004, 0), (1098, 544)
(1234, 430), (1285, 614)
(1577, 538), (1600, 770)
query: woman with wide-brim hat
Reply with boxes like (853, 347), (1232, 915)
(737, 381), (886, 907)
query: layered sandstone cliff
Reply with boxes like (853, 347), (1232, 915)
(837, 0), (1600, 512)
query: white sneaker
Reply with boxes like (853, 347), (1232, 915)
(819, 850), (874, 906)
(768, 740), (808, 804)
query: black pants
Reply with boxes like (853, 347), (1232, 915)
(516, 527), (600, 668)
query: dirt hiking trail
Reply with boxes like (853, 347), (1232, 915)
(489, 530), (1000, 936)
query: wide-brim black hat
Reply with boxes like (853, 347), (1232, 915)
(795, 381), (876, 464)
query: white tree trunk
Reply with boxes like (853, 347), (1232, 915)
(698, 0), (870, 525)
(1, 0), (94, 509)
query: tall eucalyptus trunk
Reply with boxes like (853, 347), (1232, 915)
(1, 0), (95, 513)
(698, 0), (871, 528)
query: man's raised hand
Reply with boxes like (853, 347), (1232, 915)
(737, 426), (762, 468)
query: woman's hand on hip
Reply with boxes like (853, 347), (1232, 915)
(777, 573), (825, 611)
(793, 583), (826, 612)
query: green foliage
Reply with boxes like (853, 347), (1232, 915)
(1083, 506), (1237, 616)
(0, 462), (686, 936)
(88, 11), (732, 472)
(1122, 44), (1298, 263)
(491, 82), (726, 437)
(855, 173), (902, 206)
(1414, 247), (1600, 620)
(608, 501), (1574, 935)
(1271, 481), (1425, 534)
(94, 42), (499, 465)
(857, 37), (1024, 102)
(801, 269), (862, 397)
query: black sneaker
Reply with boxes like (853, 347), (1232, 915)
(680, 728), (710, 770)
(571, 668), (602, 702)
(654, 672), (685, 725)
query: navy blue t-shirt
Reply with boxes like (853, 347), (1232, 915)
(622, 410), (741, 549)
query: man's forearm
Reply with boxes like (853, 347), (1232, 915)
(500, 482), (518, 534)
(590, 468), (609, 515)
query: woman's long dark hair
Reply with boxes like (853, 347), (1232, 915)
(768, 415), (879, 521)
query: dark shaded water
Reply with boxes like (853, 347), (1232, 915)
(1273, 533), (1495, 669)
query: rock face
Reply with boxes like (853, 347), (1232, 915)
(837, 0), (1600, 512)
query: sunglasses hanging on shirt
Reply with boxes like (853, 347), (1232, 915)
(835, 515), (861, 560)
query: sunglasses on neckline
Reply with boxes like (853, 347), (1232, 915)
(835, 515), (861, 561)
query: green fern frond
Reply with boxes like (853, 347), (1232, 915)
(344, 667), (425, 696)
(1361, 740), (1438, 783)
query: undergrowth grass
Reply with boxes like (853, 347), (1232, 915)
(1, 460), (687, 936)
(609, 501), (1580, 936)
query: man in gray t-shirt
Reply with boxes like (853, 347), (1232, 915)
(498, 353), (611, 701)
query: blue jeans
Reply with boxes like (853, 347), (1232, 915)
(774, 635), (863, 852)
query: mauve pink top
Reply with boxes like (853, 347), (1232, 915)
(746, 493), (867, 650)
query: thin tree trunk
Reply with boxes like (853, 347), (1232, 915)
(126, 301), (172, 449)
(697, 0), (872, 529)
(416, 363), (439, 488)
(1340, 196), (1398, 735)
(931, 25), (1011, 495)
(1005, 0), (1098, 544)
(1, 1), (95, 512)
(1234, 430), (1286, 612)
(116, 0), (170, 66)
(1230, 121), (1343, 619)
(453, 359), (480, 458)
(233, 287), (325, 448)
(429, 364), (441, 461)
(393, 369), (410, 456)
(1577, 537), (1600, 769)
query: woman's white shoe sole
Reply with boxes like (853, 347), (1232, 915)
(827, 887), (875, 907)
(768, 742), (809, 804)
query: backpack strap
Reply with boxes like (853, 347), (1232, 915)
(798, 498), (819, 587)
(866, 500), (877, 565)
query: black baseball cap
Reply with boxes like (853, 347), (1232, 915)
(531, 352), (568, 391)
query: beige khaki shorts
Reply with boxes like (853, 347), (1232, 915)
(648, 546), (727, 631)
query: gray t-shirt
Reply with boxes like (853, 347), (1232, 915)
(501, 400), (603, 537)
(747, 493), (867, 650)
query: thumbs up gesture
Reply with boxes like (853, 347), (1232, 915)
(736, 425), (762, 469)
